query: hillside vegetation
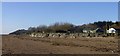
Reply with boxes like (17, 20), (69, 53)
(9, 21), (120, 35)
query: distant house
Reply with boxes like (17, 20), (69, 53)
(106, 28), (116, 37)
(82, 27), (94, 33)
(107, 28), (116, 34)
(82, 28), (104, 37)
(94, 28), (104, 33)
(83, 30), (88, 33)
(114, 27), (120, 36)
(83, 30), (92, 33)
(55, 30), (67, 33)
(83, 28), (104, 34)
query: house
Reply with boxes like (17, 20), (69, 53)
(82, 28), (104, 37)
(114, 28), (120, 36)
(55, 30), (67, 33)
(83, 28), (104, 33)
(94, 28), (104, 33)
(107, 28), (116, 34)
(83, 30), (88, 33)
(106, 28), (116, 37)
(82, 28), (94, 33)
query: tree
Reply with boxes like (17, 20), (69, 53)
(9, 29), (28, 35)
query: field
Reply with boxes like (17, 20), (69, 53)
(2, 35), (120, 54)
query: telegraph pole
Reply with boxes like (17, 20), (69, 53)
(105, 21), (109, 36)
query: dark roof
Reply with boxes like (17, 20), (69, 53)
(95, 28), (104, 33)
(55, 30), (67, 33)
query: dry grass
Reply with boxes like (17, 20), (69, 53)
(2, 35), (119, 54)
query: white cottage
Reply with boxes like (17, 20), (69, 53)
(107, 28), (116, 33)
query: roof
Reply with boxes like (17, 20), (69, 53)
(109, 28), (116, 30)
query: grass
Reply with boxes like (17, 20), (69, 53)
(3, 35), (119, 54)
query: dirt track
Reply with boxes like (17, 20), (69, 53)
(2, 35), (119, 54)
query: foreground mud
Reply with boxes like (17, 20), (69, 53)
(2, 35), (119, 54)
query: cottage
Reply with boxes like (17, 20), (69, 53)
(107, 28), (116, 34)
(114, 28), (120, 37)
(82, 28), (105, 37)
(94, 28), (104, 33)
(106, 28), (116, 37)
(83, 28), (104, 33)
(83, 30), (88, 33)
(56, 30), (67, 33)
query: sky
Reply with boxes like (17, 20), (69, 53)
(2, 2), (118, 34)
(1, 0), (120, 2)
(0, 2), (2, 34)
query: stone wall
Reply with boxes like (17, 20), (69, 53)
(29, 33), (117, 38)
(29, 33), (84, 38)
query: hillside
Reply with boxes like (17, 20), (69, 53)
(9, 21), (120, 35)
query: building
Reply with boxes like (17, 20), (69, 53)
(107, 28), (116, 34)
(107, 28), (116, 37)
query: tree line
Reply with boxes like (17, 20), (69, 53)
(9, 21), (120, 35)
